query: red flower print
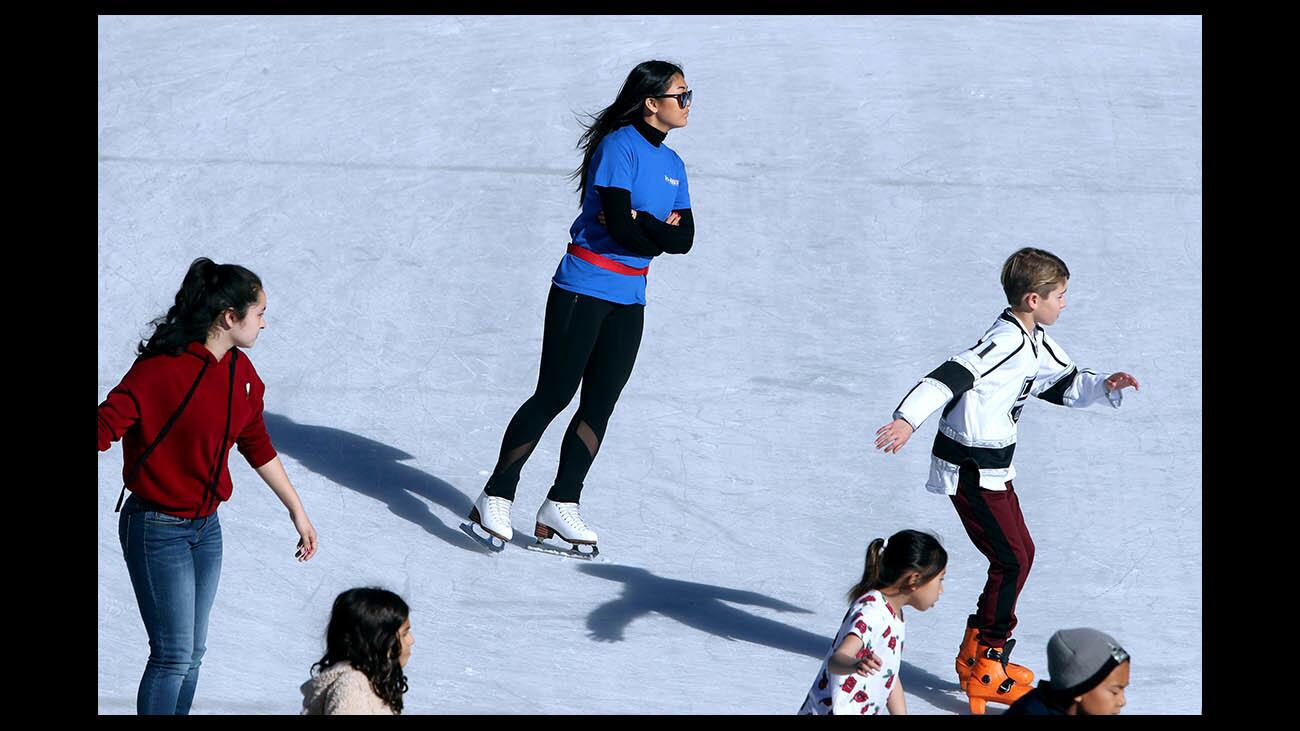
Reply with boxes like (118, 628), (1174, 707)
(855, 620), (868, 634)
(853, 690), (869, 703)
(882, 625), (891, 639)
(855, 646), (873, 660)
(864, 595), (875, 602)
(888, 636), (898, 651)
(841, 676), (857, 693)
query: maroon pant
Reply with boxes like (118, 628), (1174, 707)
(949, 467), (1035, 648)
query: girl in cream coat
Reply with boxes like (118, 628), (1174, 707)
(301, 588), (414, 715)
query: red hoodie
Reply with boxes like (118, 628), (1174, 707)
(98, 341), (278, 517)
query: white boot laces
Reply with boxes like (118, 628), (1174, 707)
(487, 496), (511, 522)
(558, 503), (586, 530)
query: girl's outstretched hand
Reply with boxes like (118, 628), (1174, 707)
(875, 419), (914, 454)
(293, 512), (318, 561)
(666, 211), (681, 226)
(1105, 372), (1141, 393)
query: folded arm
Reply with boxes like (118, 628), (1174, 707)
(594, 186), (663, 257)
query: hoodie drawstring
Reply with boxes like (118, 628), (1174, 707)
(196, 349), (238, 519)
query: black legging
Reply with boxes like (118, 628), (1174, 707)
(484, 284), (644, 503)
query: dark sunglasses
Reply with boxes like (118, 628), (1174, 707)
(650, 89), (692, 109)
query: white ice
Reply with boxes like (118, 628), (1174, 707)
(98, 15), (1201, 714)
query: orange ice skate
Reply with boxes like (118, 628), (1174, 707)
(955, 627), (979, 691)
(966, 640), (1035, 714)
(957, 630), (1034, 692)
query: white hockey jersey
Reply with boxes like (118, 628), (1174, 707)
(893, 309), (1122, 495)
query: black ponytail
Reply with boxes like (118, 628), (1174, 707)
(569, 59), (684, 203)
(138, 257), (263, 358)
(847, 529), (947, 604)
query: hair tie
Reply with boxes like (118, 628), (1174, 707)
(880, 538), (889, 551)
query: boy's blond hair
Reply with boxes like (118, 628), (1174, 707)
(1000, 247), (1070, 306)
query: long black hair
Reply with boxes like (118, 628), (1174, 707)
(137, 257), (263, 358)
(570, 59), (684, 202)
(312, 587), (411, 714)
(847, 529), (948, 604)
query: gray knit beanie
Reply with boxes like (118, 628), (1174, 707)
(1046, 628), (1130, 696)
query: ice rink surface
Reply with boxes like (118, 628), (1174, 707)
(98, 15), (1201, 714)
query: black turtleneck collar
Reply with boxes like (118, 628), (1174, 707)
(632, 118), (667, 148)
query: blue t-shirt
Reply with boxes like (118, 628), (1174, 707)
(552, 124), (691, 306)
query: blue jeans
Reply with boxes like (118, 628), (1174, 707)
(118, 495), (223, 715)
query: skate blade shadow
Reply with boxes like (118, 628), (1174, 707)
(578, 563), (969, 714)
(264, 412), (481, 555)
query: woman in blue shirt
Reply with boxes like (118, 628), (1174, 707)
(466, 60), (695, 556)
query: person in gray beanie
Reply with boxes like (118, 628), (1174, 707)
(1003, 628), (1130, 715)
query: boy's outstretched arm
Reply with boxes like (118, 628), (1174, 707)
(1034, 332), (1140, 409)
(877, 332), (1021, 453)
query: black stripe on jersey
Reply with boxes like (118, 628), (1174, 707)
(977, 341), (997, 358)
(1040, 338), (1070, 369)
(1036, 367), (1079, 405)
(979, 335), (1025, 378)
(926, 361), (975, 399)
(933, 431), (1016, 470)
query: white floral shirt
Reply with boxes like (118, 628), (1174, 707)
(798, 590), (905, 715)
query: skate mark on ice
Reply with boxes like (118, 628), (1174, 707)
(750, 374), (858, 396)
(94, 156), (1198, 195)
(264, 413), (482, 555)
(579, 564), (968, 714)
(1086, 527), (1157, 599)
(98, 154), (572, 178)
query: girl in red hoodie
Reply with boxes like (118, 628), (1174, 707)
(98, 257), (318, 715)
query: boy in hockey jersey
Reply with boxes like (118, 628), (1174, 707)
(873, 247), (1139, 714)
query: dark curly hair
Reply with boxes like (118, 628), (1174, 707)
(137, 257), (263, 358)
(312, 588), (411, 713)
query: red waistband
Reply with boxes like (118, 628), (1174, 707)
(567, 243), (649, 276)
